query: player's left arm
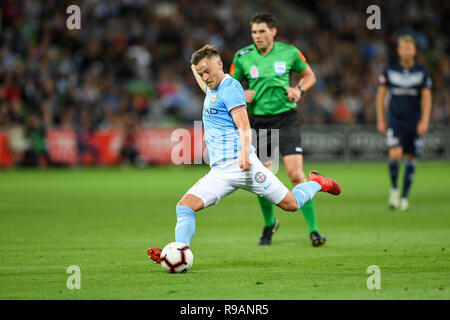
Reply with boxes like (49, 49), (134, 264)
(298, 65), (316, 91)
(417, 87), (432, 136)
(287, 65), (316, 103)
(231, 107), (252, 172)
(287, 49), (316, 103)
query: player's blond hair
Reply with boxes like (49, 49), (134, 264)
(397, 35), (416, 47)
(190, 44), (221, 65)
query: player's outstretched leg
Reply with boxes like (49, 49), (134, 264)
(277, 170), (341, 215)
(308, 170), (341, 195)
(277, 170), (341, 213)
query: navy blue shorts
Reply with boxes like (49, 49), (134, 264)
(386, 126), (423, 156)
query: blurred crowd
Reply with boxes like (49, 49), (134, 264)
(0, 0), (449, 165)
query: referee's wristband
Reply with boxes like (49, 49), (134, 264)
(298, 85), (305, 95)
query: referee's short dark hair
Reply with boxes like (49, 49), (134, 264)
(250, 13), (276, 28)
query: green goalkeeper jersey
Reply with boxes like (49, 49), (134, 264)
(230, 41), (309, 116)
(230, 41), (308, 115)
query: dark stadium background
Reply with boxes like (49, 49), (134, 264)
(0, 0), (449, 167)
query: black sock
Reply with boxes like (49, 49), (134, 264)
(388, 159), (399, 189)
(402, 159), (416, 198)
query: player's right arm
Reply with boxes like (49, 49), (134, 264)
(288, 47), (315, 103)
(191, 64), (207, 94)
(376, 70), (390, 134)
(376, 85), (388, 134)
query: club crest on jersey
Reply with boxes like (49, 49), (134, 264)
(255, 172), (266, 183)
(210, 94), (217, 104)
(250, 66), (259, 78)
(274, 61), (286, 76)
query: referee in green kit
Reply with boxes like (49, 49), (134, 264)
(230, 13), (325, 246)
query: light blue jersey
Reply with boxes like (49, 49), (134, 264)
(202, 74), (254, 167)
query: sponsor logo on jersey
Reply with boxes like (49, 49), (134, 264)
(250, 66), (259, 78)
(203, 107), (219, 118)
(390, 88), (418, 96)
(387, 70), (424, 87)
(238, 49), (252, 56)
(274, 61), (286, 76)
(210, 94), (217, 103)
(255, 172), (266, 183)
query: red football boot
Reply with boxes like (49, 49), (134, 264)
(147, 248), (162, 264)
(309, 170), (341, 195)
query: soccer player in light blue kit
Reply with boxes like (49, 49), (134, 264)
(148, 45), (341, 264)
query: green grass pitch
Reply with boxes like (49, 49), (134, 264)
(0, 161), (449, 300)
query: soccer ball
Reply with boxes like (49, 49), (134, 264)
(160, 242), (194, 273)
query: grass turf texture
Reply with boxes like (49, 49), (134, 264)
(0, 162), (449, 300)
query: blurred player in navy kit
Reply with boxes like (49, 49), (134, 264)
(376, 35), (432, 211)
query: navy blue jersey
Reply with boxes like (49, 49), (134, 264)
(379, 62), (432, 130)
